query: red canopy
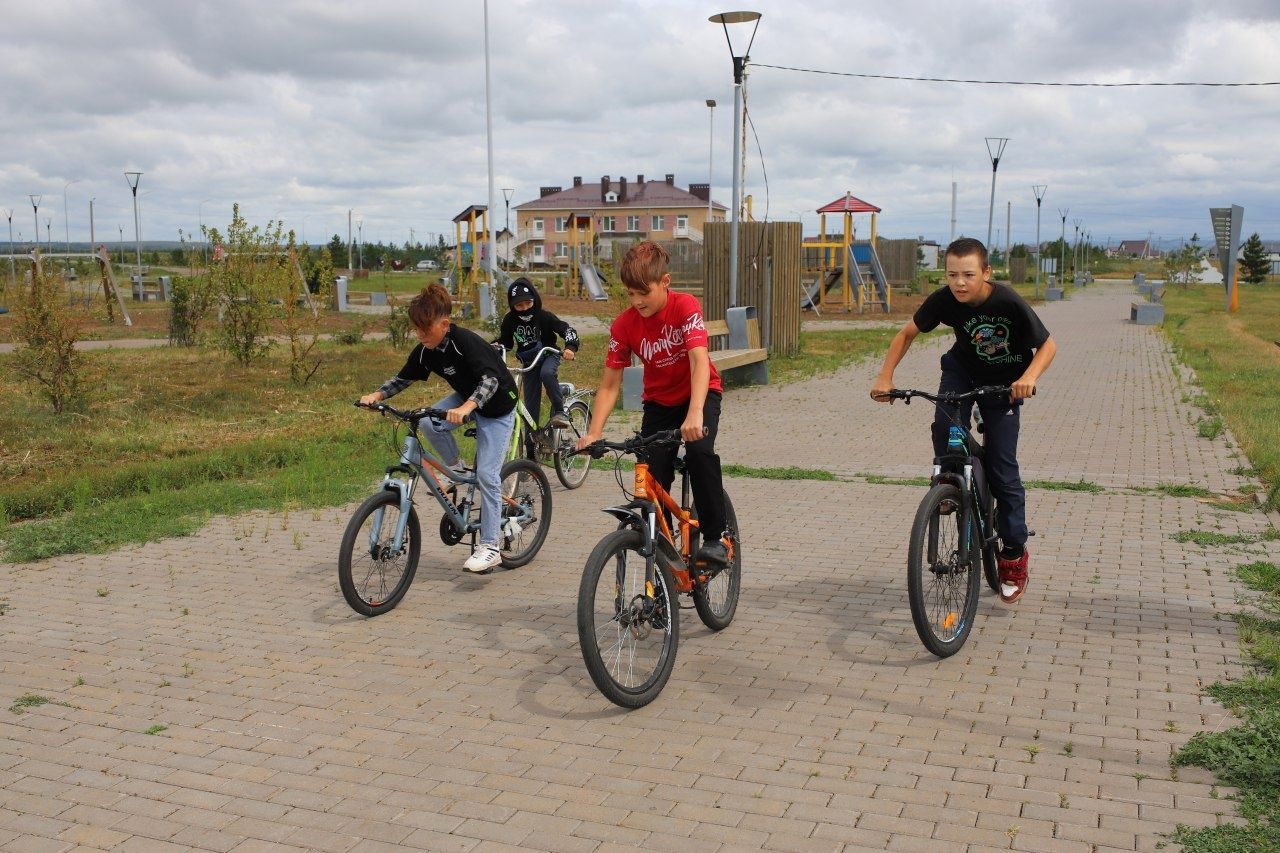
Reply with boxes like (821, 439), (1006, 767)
(816, 192), (881, 214)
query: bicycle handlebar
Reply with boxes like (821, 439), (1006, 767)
(886, 385), (1033, 405)
(494, 345), (562, 375)
(355, 401), (449, 423)
(575, 429), (684, 459)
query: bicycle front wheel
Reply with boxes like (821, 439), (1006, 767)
(338, 491), (421, 616)
(498, 458), (552, 568)
(554, 400), (592, 489)
(692, 490), (741, 631)
(907, 484), (980, 657)
(577, 529), (679, 708)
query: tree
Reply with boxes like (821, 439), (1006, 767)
(206, 203), (291, 365)
(327, 234), (346, 269)
(1240, 233), (1270, 284)
(1164, 234), (1204, 289)
(11, 256), (89, 414)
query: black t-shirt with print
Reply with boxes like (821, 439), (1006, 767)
(913, 284), (1050, 385)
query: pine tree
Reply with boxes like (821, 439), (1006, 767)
(1240, 233), (1270, 284)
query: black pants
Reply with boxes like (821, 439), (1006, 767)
(641, 391), (726, 542)
(520, 350), (564, 425)
(930, 353), (1027, 547)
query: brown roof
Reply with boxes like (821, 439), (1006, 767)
(515, 177), (726, 211)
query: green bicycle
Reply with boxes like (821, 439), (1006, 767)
(501, 345), (594, 489)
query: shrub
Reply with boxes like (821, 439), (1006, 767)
(387, 305), (412, 349)
(10, 259), (89, 414)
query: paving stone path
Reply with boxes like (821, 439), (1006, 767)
(2, 281), (1276, 851)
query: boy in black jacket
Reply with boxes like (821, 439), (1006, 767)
(495, 278), (579, 430)
(360, 284), (518, 574)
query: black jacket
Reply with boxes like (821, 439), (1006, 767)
(389, 325), (517, 417)
(496, 278), (580, 364)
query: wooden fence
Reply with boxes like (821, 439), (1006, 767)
(874, 238), (919, 285)
(703, 222), (802, 357)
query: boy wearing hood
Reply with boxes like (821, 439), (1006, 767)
(496, 278), (580, 431)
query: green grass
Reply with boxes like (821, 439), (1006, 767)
(766, 327), (905, 385)
(1024, 478), (1105, 494)
(863, 474), (931, 487)
(8, 694), (72, 714)
(1134, 482), (1215, 499)
(144, 724), (168, 735)
(1173, 530), (1261, 547)
(721, 464), (835, 481)
(1173, 561), (1280, 851)
(1163, 286), (1280, 510)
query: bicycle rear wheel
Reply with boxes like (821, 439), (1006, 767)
(577, 529), (679, 708)
(498, 458), (552, 568)
(979, 486), (1000, 593)
(907, 484), (980, 657)
(338, 491), (421, 616)
(691, 490), (741, 631)
(554, 400), (592, 489)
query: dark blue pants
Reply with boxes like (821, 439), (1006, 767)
(520, 351), (564, 426)
(930, 353), (1028, 547)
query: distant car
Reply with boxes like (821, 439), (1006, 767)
(415, 260), (439, 271)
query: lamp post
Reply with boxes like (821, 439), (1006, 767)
(705, 99), (716, 221)
(357, 219), (364, 271)
(501, 187), (514, 267)
(984, 137), (1008, 249)
(28, 194), (41, 253)
(63, 179), (79, 254)
(4, 209), (13, 279)
(45, 217), (52, 247)
(118, 225), (124, 265)
(1057, 208), (1068, 286)
(482, 0), (498, 315)
(1032, 185), (1047, 298)
(1072, 218), (1082, 280)
(88, 198), (96, 256)
(124, 171), (143, 277)
(710, 11), (761, 310)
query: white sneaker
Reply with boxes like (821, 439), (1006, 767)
(463, 544), (502, 574)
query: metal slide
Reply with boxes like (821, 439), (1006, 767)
(579, 264), (609, 301)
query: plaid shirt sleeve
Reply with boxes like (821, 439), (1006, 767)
(468, 373), (498, 409)
(376, 376), (413, 400)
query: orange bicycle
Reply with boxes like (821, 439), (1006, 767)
(575, 430), (741, 708)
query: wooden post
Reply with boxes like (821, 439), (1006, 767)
(842, 212), (852, 311)
(96, 244), (132, 327)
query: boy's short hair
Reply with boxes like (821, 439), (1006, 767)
(945, 237), (989, 268)
(407, 284), (451, 329)
(619, 240), (669, 292)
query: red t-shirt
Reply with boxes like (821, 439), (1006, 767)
(605, 291), (723, 406)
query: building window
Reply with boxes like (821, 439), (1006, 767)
(555, 242), (567, 257)
(604, 191), (618, 203)
(627, 215), (641, 232)
(676, 215), (689, 234)
(602, 216), (615, 232)
(533, 218), (544, 234)
(555, 217), (566, 232)
(651, 215), (665, 231)
(533, 244), (544, 260)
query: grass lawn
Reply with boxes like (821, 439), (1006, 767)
(1161, 284), (1280, 510)
(0, 325), (895, 562)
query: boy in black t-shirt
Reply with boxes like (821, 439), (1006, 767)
(871, 237), (1057, 603)
(495, 278), (579, 431)
(360, 285), (519, 574)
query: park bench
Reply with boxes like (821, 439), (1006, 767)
(130, 275), (171, 302)
(1130, 281), (1164, 325)
(622, 305), (768, 410)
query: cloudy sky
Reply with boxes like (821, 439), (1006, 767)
(3, 0), (1278, 252)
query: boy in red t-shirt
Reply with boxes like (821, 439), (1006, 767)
(576, 241), (730, 565)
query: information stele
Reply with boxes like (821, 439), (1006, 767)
(1209, 205), (1243, 312)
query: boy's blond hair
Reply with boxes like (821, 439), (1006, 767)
(619, 241), (669, 293)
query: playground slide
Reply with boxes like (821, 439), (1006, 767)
(801, 268), (843, 311)
(850, 242), (891, 310)
(580, 264), (609, 301)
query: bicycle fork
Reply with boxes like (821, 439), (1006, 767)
(369, 434), (424, 556)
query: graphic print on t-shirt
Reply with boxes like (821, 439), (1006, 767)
(638, 312), (706, 369)
(963, 315), (1021, 366)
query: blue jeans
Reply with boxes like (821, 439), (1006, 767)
(930, 353), (1027, 548)
(519, 350), (564, 425)
(422, 392), (515, 547)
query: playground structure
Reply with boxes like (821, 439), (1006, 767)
(1, 246), (134, 325)
(451, 205), (493, 305)
(801, 192), (891, 314)
(564, 212), (608, 301)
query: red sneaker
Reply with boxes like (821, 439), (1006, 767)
(997, 547), (1029, 604)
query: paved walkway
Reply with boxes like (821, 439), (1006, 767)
(2, 282), (1276, 851)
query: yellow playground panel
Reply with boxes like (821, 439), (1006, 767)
(452, 204), (492, 304)
(803, 192), (891, 314)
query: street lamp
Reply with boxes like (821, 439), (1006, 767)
(482, 0), (498, 315)
(45, 217), (52, 247)
(3, 209), (13, 279)
(118, 225), (124, 265)
(356, 219), (364, 271)
(1072, 218), (1082, 280)
(501, 187), (514, 267)
(124, 171), (143, 277)
(63, 179), (79, 254)
(705, 99), (716, 221)
(28, 194), (41, 253)
(709, 10), (761, 309)
(984, 137), (1009, 249)
(1032, 185), (1047, 298)
(1057, 208), (1068, 286)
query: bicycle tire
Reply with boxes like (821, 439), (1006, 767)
(980, 487), (1000, 593)
(577, 529), (680, 708)
(554, 401), (592, 489)
(338, 491), (421, 616)
(692, 490), (741, 631)
(907, 483), (980, 657)
(498, 458), (552, 568)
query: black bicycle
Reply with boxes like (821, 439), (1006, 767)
(885, 385), (1027, 657)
